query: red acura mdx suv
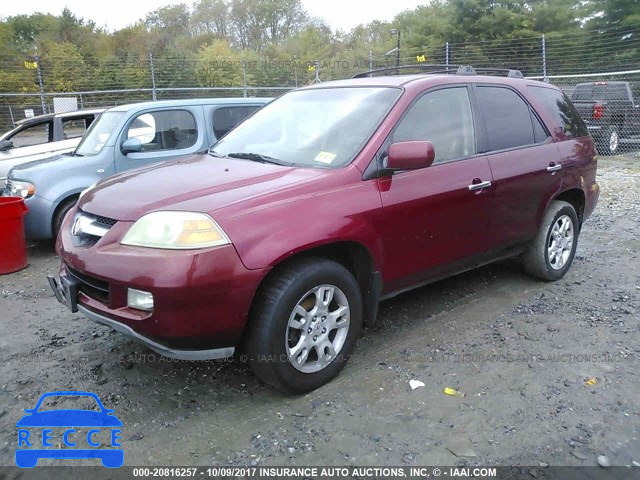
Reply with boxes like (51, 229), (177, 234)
(49, 66), (599, 392)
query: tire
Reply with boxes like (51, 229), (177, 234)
(245, 258), (362, 393)
(597, 125), (620, 156)
(522, 200), (579, 282)
(52, 196), (79, 240)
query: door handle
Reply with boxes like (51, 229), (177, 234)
(547, 163), (562, 172)
(468, 180), (492, 191)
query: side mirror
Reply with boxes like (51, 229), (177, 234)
(386, 141), (436, 171)
(0, 139), (14, 151)
(121, 138), (143, 154)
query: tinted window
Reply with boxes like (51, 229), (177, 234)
(529, 86), (588, 138)
(9, 121), (53, 147)
(476, 86), (535, 151)
(126, 110), (196, 152)
(393, 87), (475, 164)
(213, 106), (260, 139)
(572, 83), (629, 101)
(532, 112), (550, 144)
(62, 116), (93, 139)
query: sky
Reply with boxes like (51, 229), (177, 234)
(1, 0), (427, 32)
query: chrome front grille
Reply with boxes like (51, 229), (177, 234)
(71, 210), (118, 245)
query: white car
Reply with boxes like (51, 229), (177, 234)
(0, 108), (105, 188)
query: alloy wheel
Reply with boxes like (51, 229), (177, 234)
(285, 284), (350, 373)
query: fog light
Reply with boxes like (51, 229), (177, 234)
(127, 288), (154, 311)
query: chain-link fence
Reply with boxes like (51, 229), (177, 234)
(1, 26), (639, 153)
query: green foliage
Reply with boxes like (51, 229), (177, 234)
(0, 0), (638, 94)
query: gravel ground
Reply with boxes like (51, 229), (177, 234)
(1, 154), (639, 468)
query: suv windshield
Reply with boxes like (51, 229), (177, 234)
(212, 87), (401, 168)
(75, 111), (125, 156)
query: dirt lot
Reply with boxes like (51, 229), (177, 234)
(1, 154), (639, 469)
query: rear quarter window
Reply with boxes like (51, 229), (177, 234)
(528, 86), (588, 139)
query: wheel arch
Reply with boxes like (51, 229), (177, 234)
(51, 193), (80, 237)
(553, 188), (585, 227)
(247, 241), (382, 332)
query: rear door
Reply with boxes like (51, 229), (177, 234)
(474, 84), (561, 248)
(377, 86), (494, 291)
(114, 107), (203, 172)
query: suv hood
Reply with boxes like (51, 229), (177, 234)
(9, 153), (74, 177)
(80, 154), (331, 221)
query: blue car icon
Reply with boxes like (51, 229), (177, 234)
(16, 391), (123, 468)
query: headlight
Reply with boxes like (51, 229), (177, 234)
(121, 211), (230, 249)
(8, 180), (35, 199)
(79, 181), (98, 201)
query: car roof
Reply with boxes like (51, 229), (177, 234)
(107, 97), (272, 113)
(14, 108), (106, 126)
(298, 73), (532, 90)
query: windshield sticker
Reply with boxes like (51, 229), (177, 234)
(315, 151), (337, 164)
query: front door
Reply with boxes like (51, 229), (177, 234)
(114, 107), (203, 173)
(376, 86), (494, 292)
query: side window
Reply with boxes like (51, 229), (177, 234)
(213, 106), (260, 139)
(126, 110), (197, 152)
(531, 111), (550, 144)
(62, 116), (93, 140)
(528, 86), (588, 138)
(8, 121), (53, 147)
(393, 87), (475, 164)
(476, 86), (536, 151)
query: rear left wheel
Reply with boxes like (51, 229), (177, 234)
(245, 258), (362, 393)
(522, 200), (579, 282)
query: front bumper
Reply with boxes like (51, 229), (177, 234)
(80, 302), (235, 360)
(51, 207), (268, 358)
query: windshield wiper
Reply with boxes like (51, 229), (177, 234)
(227, 152), (292, 166)
(69, 152), (84, 157)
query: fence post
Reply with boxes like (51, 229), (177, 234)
(242, 60), (247, 98)
(35, 55), (46, 114)
(312, 60), (320, 83)
(8, 106), (15, 127)
(541, 34), (548, 82)
(445, 42), (450, 71)
(149, 53), (157, 100)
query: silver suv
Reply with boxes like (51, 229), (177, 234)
(0, 108), (105, 188)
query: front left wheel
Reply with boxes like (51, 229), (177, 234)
(52, 196), (79, 240)
(245, 258), (362, 393)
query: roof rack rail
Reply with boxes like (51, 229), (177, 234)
(352, 64), (453, 78)
(464, 67), (524, 78)
(353, 64), (524, 79)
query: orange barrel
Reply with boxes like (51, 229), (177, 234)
(0, 196), (28, 274)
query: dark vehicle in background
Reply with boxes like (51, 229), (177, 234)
(49, 66), (599, 392)
(0, 109), (104, 189)
(571, 81), (640, 155)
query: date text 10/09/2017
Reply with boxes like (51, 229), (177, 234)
(132, 467), (498, 478)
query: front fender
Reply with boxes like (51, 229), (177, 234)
(222, 181), (384, 272)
